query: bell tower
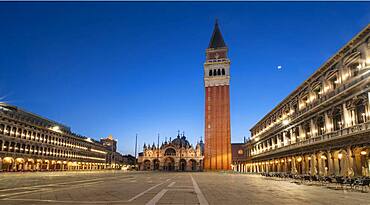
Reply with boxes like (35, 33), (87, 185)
(204, 20), (231, 170)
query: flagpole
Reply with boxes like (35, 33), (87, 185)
(135, 133), (138, 168)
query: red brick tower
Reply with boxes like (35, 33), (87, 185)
(204, 21), (231, 170)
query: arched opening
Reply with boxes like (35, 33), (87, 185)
(304, 123), (311, 140)
(307, 156), (312, 174)
(164, 157), (175, 171)
(296, 157), (303, 174)
(190, 159), (197, 171)
(217, 69), (221, 75)
(294, 127), (300, 142)
(285, 131), (291, 145)
(316, 116), (325, 136)
(15, 158), (25, 171)
(335, 150), (348, 176)
(2, 157), (14, 171)
(222, 69), (225, 75)
(332, 107), (342, 131)
(287, 159), (292, 173)
(199, 160), (203, 171)
(180, 159), (187, 171)
(164, 148), (176, 156)
(355, 99), (366, 124)
(213, 69), (217, 76)
(359, 148), (369, 176)
(209, 70), (212, 76)
(349, 62), (360, 77)
(153, 159), (160, 171)
(143, 160), (151, 171)
(319, 153), (329, 176)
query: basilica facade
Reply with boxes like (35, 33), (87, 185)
(138, 134), (204, 171)
(233, 24), (370, 177)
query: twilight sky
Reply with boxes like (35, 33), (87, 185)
(0, 2), (369, 155)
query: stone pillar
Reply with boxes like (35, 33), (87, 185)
(291, 157), (297, 174)
(283, 132), (287, 146)
(347, 147), (356, 177)
(310, 119), (316, 137)
(324, 112), (332, 132)
(343, 103), (351, 127)
(24, 162), (28, 171)
(299, 125), (304, 141)
(290, 129), (296, 144)
(328, 151), (334, 175)
(284, 158), (288, 173)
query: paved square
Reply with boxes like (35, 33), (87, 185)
(0, 171), (369, 205)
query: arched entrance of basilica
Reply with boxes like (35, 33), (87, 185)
(164, 157), (175, 171)
(143, 160), (151, 171)
(190, 159), (197, 171)
(179, 159), (187, 171)
(153, 159), (160, 171)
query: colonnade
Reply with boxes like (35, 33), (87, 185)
(234, 147), (370, 177)
(0, 157), (108, 172)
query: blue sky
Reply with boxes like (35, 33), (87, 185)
(0, 2), (369, 155)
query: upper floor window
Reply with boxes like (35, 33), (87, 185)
(209, 70), (212, 76)
(349, 62), (360, 77)
(304, 123), (311, 139)
(316, 116), (325, 135)
(328, 74), (339, 90)
(313, 85), (322, 100)
(355, 99), (367, 124)
(300, 95), (308, 109)
(331, 107), (343, 131)
(222, 69), (225, 75)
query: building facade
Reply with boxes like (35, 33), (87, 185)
(231, 140), (252, 172)
(100, 135), (124, 169)
(138, 134), (204, 171)
(204, 20), (232, 171)
(236, 25), (370, 177)
(0, 103), (123, 171)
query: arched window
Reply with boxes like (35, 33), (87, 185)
(316, 116), (325, 135)
(294, 127), (300, 142)
(213, 69), (217, 76)
(165, 148), (176, 156)
(217, 69), (221, 75)
(349, 62), (360, 77)
(332, 107), (342, 131)
(209, 70), (212, 76)
(222, 69), (225, 75)
(304, 122), (311, 139)
(355, 99), (366, 124)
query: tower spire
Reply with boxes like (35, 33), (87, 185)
(208, 19), (226, 49)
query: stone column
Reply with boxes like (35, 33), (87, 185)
(283, 132), (287, 146)
(347, 147), (356, 177)
(324, 112), (332, 132)
(24, 162), (28, 171)
(291, 157), (297, 174)
(327, 151), (334, 175)
(343, 103), (351, 127)
(290, 129), (295, 144)
(310, 119), (317, 137)
(299, 125), (304, 141)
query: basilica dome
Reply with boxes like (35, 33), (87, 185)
(171, 135), (190, 147)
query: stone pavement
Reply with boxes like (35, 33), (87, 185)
(0, 171), (369, 204)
